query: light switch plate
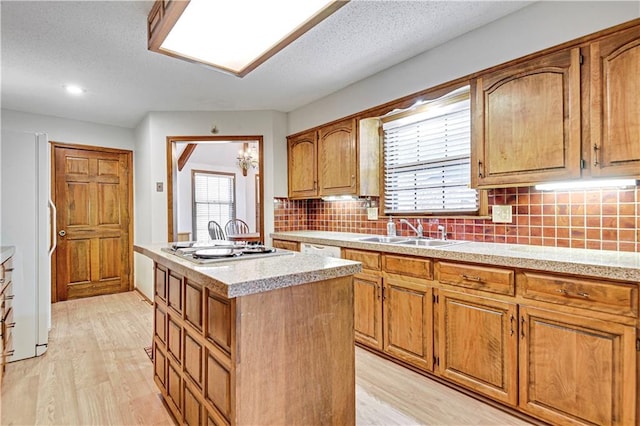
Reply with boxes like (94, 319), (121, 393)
(367, 207), (378, 220)
(492, 205), (512, 223)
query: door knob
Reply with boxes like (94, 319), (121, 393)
(58, 230), (66, 237)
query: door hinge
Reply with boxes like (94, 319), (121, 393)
(579, 53), (584, 65)
(580, 159), (586, 169)
(636, 338), (640, 352)
(433, 356), (440, 367)
(433, 294), (439, 304)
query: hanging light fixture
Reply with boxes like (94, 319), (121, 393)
(147, 0), (348, 77)
(237, 143), (258, 176)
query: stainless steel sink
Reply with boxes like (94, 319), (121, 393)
(395, 239), (467, 247)
(357, 236), (410, 243)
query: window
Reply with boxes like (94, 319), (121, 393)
(382, 86), (479, 215)
(192, 170), (235, 241)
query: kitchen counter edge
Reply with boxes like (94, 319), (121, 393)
(134, 243), (362, 299)
(271, 231), (640, 282)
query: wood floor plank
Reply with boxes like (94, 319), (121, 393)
(1, 291), (532, 425)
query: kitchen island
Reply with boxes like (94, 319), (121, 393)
(135, 243), (361, 426)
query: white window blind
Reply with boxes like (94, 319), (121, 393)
(382, 87), (478, 214)
(192, 171), (235, 241)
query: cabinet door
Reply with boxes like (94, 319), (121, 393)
(590, 26), (640, 177)
(471, 48), (581, 187)
(383, 278), (433, 371)
(519, 306), (636, 426)
(318, 118), (357, 196)
(437, 290), (518, 406)
(287, 130), (318, 198)
(353, 273), (383, 350)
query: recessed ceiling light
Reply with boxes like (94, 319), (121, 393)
(64, 84), (85, 95)
(147, 0), (347, 77)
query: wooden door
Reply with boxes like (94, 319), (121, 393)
(589, 26), (640, 177)
(471, 48), (581, 187)
(383, 278), (433, 371)
(437, 290), (518, 406)
(318, 118), (357, 196)
(519, 306), (636, 426)
(54, 144), (132, 301)
(287, 130), (318, 198)
(353, 273), (383, 349)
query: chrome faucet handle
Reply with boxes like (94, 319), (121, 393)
(437, 225), (446, 240)
(416, 219), (423, 237)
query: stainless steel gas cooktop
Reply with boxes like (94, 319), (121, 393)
(161, 241), (292, 265)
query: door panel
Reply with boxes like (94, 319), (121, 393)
(519, 306), (636, 426)
(54, 145), (132, 301)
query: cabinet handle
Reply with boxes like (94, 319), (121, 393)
(593, 144), (600, 166)
(3, 295), (14, 301)
(520, 317), (525, 339)
(477, 160), (484, 178)
(577, 292), (589, 298)
(461, 274), (482, 282)
(4, 268), (13, 272)
(6, 322), (15, 329)
(351, 175), (355, 186)
(382, 286), (386, 301)
(6, 350), (14, 356)
(376, 285), (381, 301)
(509, 315), (515, 336)
(556, 288), (568, 295)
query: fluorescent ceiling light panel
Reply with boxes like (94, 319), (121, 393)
(535, 179), (637, 191)
(157, 0), (345, 77)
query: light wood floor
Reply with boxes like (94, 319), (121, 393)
(1, 291), (531, 425)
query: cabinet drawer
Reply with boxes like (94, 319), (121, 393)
(383, 255), (433, 280)
(520, 272), (638, 317)
(438, 262), (514, 296)
(271, 240), (298, 251)
(342, 249), (381, 271)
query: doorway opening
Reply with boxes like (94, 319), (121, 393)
(166, 135), (264, 243)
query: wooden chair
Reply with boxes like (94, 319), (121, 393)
(208, 221), (226, 240)
(224, 219), (249, 236)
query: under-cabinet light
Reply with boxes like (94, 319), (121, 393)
(535, 179), (637, 191)
(322, 195), (357, 201)
(150, 0), (347, 77)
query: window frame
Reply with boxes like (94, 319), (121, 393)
(379, 83), (487, 218)
(191, 169), (236, 241)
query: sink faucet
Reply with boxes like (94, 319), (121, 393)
(400, 219), (423, 238)
(437, 225), (447, 241)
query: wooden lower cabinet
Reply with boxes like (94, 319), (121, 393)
(437, 290), (518, 406)
(152, 261), (355, 425)
(353, 273), (383, 349)
(383, 278), (433, 371)
(519, 305), (636, 426)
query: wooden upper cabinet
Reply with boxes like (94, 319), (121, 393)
(471, 48), (582, 188)
(287, 130), (318, 199)
(589, 26), (640, 177)
(318, 118), (357, 196)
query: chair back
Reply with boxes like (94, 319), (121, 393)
(225, 219), (249, 236)
(208, 221), (226, 240)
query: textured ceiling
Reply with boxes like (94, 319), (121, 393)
(1, 1), (533, 129)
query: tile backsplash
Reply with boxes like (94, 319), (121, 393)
(274, 187), (639, 252)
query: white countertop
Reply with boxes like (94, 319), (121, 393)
(1, 246), (15, 264)
(135, 243), (362, 298)
(271, 231), (640, 282)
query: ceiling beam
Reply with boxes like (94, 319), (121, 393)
(177, 143), (197, 171)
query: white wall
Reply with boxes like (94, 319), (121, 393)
(2, 109), (135, 150)
(288, 1), (640, 133)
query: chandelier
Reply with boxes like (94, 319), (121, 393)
(237, 144), (258, 176)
